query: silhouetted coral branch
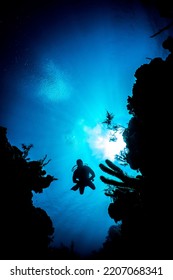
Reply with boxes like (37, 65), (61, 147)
(100, 175), (125, 187)
(150, 21), (173, 38)
(99, 159), (142, 190)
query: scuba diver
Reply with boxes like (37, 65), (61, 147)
(71, 159), (96, 195)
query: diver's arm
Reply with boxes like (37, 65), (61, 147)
(72, 171), (79, 183)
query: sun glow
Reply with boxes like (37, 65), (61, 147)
(84, 124), (126, 161)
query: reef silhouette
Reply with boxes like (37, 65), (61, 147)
(95, 36), (173, 260)
(0, 126), (58, 259)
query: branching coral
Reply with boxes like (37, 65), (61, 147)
(99, 159), (142, 190)
(99, 159), (144, 223)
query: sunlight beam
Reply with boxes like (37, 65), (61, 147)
(84, 124), (126, 161)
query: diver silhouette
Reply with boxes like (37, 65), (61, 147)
(71, 159), (96, 195)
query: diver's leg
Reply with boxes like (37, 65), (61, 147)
(79, 185), (85, 195)
(88, 181), (96, 190)
(71, 184), (80, 191)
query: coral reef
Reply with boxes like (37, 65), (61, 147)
(0, 126), (57, 259)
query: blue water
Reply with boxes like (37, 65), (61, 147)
(1, 1), (170, 257)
